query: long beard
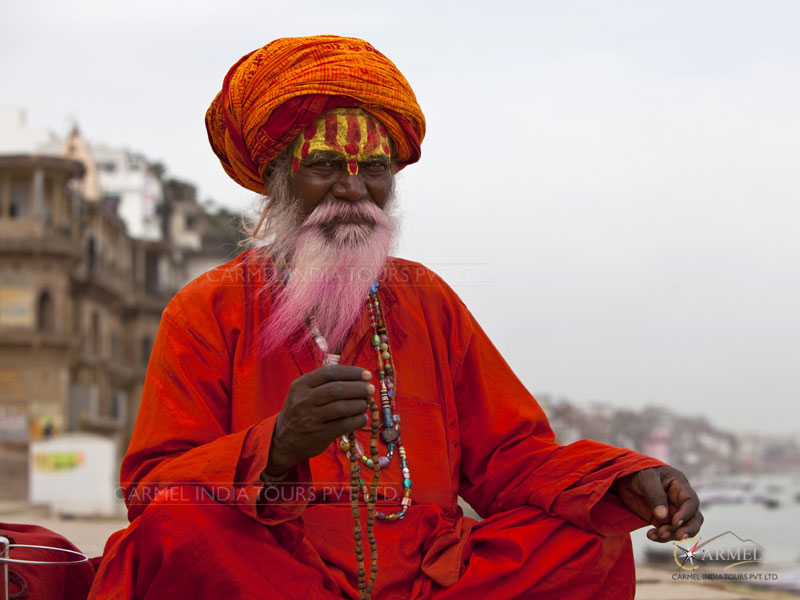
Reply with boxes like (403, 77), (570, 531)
(259, 197), (397, 356)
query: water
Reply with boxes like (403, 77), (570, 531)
(632, 472), (800, 590)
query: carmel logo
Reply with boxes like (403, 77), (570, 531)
(674, 531), (768, 571)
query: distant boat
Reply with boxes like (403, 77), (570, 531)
(644, 544), (672, 564)
(750, 493), (780, 509)
(698, 489), (746, 505)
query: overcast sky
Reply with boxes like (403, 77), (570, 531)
(2, 0), (798, 435)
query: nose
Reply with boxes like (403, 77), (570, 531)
(331, 170), (367, 203)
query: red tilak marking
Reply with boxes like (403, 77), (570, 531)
(324, 114), (341, 151)
(348, 157), (358, 174)
(364, 117), (380, 154)
(378, 123), (390, 154)
(300, 141), (311, 158)
(344, 111), (362, 156)
(292, 157), (300, 173)
(303, 123), (317, 140)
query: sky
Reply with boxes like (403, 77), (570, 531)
(2, 0), (798, 435)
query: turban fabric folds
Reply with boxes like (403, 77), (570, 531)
(206, 36), (426, 193)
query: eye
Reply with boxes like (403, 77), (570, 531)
(361, 160), (389, 175)
(305, 158), (340, 173)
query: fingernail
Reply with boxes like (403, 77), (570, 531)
(362, 370), (372, 380)
(367, 384), (375, 395)
(661, 530), (671, 539)
(655, 506), (668, 519)
(680, 533), (688, 540)
(676, 519), (684, 527)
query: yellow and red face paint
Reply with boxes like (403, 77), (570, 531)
(292, 108), (391, 175)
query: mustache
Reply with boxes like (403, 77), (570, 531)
(301, 200), (385, 231)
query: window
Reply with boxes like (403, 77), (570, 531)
(90, 311), (100, 356)
(37, 291), (54, 332)
(9, 177), (30, 219)
(145, 252), (159, 296)
(87, 237), (96, 273)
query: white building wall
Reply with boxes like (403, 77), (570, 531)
(3, 108), (167, 242)
(0, 108), (60, 155)
(93, 145), (162, 242)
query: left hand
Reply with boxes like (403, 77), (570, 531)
(613, 466), (703, 543)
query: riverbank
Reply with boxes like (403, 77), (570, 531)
(2, 503), (798, 597)
(636, 564), (800, 599)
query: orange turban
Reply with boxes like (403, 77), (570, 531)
(205, 36), (426, 193)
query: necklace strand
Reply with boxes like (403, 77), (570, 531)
(309, 281), (412, 599)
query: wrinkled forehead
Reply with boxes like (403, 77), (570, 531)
(291, 108), (392, 174)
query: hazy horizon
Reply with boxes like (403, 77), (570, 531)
(2, 0), (798, 435)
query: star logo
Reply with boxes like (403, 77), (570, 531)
(673, 537), (704, 570)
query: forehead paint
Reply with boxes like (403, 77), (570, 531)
(292, 108), (391, 175)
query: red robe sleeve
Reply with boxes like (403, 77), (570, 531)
(441, 281), (664, 536)
(121, 293), (312, 526)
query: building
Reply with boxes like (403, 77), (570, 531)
(0, 153), (177, 500)
(0, 112), (243, 502)
(0, 108), (59, 156)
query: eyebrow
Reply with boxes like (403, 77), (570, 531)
(302, 150), (391, 164)
(360, 154), (391, 165)
(302, 149), (340, 161)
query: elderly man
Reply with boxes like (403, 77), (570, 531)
(89, 36), (701, 599)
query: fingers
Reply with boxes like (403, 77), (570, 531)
(675, 511), (703, 541)
(613, 478), (654, 523)
(666, 476), (701, 529)
(319, 398), (369, 423)
(634, 468), (669, 521)
(302, 365), (372, 388)
(646, 510), (703, 543)
(329, 413), (369, 437)
(641, 468), (703, 543)
(310, 381), (374, 406)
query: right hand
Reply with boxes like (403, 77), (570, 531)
(265, 365), (374, 475)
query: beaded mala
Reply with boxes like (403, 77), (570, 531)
(309, 280), (412, 600)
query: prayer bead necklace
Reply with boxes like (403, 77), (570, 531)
(309, 281), (413, 600)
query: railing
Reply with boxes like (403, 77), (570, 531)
(0, 535), (88, 600)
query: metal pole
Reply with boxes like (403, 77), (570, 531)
(1, 535), (9, 600)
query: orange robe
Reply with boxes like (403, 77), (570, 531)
(89, 252), (662, 599)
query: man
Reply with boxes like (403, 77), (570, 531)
(89, 36), (701, 599)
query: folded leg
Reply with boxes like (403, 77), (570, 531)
(433, 506), (635, 600)
(89, 485), (342, 600)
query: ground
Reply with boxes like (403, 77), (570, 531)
(2, 502), (797, 598)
